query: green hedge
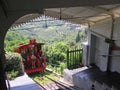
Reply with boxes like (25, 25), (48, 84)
(5, 52), (24, 79)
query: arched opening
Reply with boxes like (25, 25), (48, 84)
(3, 12), (84, 89)
(0, 0), (120, 89)
(0, 12), (44, 90)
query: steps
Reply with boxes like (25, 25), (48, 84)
(72, 67), (119, 90)
(64, 66), (88, 84)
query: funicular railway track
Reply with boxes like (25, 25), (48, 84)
(34, 75), (80, 90)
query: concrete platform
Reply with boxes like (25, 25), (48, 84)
(72, 66), (120, 90)
(64, 66), (88, 84)
(8, 73), (42, 90)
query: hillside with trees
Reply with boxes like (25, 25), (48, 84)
(5, 16), (87, 76)
(5, 16), (87, 51)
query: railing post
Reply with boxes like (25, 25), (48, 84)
(66, 47), (83, 69)
(67, 49), (69, 69)
(75, 48), (77, 68)
(79, 49), (81, 64)
(61, 66), (63, 75)
(72, 49), (74, 68)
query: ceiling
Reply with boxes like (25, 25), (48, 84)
(44, 4), (120, 25)
(2, 0), (120, 27)
(12, 4), (120, 27)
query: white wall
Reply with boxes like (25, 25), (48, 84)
(111, 51), (120, 73)
(82, 42), (89, 66)
(89, 17), (120, 73)
(110, 17), (120, 73)
(91, 18), (112, 38)
(113, 18), (120, 46)
(94, 36), (109, 71)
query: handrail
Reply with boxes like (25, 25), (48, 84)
(100, 55), (120, 57)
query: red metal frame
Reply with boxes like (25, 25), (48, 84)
(14, 39), (46, 74)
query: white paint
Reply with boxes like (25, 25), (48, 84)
(113, 18), (120, 46)
(90, 18), (112, 38)
(94, 36), (109, 71)
(110, 51), (120, 73)
(89, 17), (120, 73)
(82, 42), (89, 66)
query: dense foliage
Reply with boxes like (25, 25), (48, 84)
(5, 52), (24, 79)
(44, 42), (68, 65)
(5, 18), (87, 52)
(5, 16), (87, 75)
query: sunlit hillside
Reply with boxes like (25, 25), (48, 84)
(5, 16), (87, 51)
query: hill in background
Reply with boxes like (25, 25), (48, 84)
(5, 16), (87, 51)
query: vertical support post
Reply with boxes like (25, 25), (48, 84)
(66, 49), (69, 69)
(107, 15), (115, 72)
(61, 66), (63, 75)
(70, 50), (72, 68)
(73, 50), (74, 68)
(78, 48), (80, 65)
(76, 49), (78, 66)
(78, 49), (80, 64)
(75, 48), (77, 68)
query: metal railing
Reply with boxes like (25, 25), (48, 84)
(67, 48), (82, 69)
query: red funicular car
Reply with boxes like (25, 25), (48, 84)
(14, 39), (46, 74)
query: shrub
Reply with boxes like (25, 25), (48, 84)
(7, 70), (19, 80)
(44, 42), (68, 65)
(5, 52), (24, 79)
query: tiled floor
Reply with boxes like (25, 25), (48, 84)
(8, 73), (42, 90)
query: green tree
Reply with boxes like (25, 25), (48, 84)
(44, 42), (68, 65)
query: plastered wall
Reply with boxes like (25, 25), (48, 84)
(113, 18), (120, 46)
(89, 17), (120, 73)
(111, 18), (120, 73)
(91, 18), (112, 38)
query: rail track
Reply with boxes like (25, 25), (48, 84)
(34, 75), (80, 90)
